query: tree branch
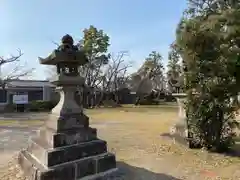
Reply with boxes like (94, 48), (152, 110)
(0, 49), (23, 66)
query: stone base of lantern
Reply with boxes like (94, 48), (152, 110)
(18, 112), (117, 180)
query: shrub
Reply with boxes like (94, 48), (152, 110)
(102, 99), (121, 108)
(176, 9), (240, 151)
(29, 100), (57, 112)
(3, 103), (16, 112)
(138, 95), (159, 105)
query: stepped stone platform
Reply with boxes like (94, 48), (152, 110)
(18, 112), (117, 180)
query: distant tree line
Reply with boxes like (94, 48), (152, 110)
(45, 25), (183, 107)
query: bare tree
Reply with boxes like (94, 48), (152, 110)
(0, 50), (34, 88)
(44, 48), (132, 107)
(129, 51), (165, 105)
(95, 51), (132, 106)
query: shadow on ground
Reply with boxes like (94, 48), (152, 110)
(117, 162), (182, 180)
(160, 133), (240, 158)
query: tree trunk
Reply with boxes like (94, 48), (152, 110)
(97, 91), (104, 107)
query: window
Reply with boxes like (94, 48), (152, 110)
(28, 90), (43, 101)
(0, 89), (7, 103)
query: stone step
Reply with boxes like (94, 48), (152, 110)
(18, 150), (117, 180)
(27, 138), (108, 167)
(38, 127), (97, 148)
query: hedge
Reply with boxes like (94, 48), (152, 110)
(29, 100), (57, 112)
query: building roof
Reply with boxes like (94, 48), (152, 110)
(5, 79), (55, 88)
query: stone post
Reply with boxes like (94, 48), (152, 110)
(171, 93), (201, 149)
(170, 93), (189, 146)
(18, 34), (117, 180)
(176, 97), (186, 121)
(171, 94), (187, 136)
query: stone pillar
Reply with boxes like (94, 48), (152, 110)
(172, 96), (188, 137)
(170, 93), (189, 144)
(42, 85), (46, 101)
(18, 75), (117, 180)
(6, 91), (11, 104)
(171, 93), (201, 148)
(43, 85), (52, 101)
(176, 98), (186, 121)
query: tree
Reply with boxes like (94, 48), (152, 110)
(167, 42), (183, 93)
(0, 50), (34, 88)
(176, 0), (240, 150)
(133, 51), (165, 105)
(97, 51), (131, 106)
(44, 26), (133, 107)
(137, 51), (164, 78)
(77, 25), (110, 107)
(78, 25), (110, 86)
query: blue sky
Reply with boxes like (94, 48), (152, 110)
(0, 0), (187, 80)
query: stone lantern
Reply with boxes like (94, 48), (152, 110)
(18, 34), (117, 180)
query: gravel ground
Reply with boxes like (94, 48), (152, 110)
(0, 156), (182, 180)
(0, 127), (37, 151)
(0, 125), (185, 180)
(0, 156), (26, 180)
(0, 112), (48, 120)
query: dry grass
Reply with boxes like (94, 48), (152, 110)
(1, 106), (240, 179)
(85, 106), (240, 179)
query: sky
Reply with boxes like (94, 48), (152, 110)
(0, 0), (187, 80)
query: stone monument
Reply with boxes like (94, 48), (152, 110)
(18, 34), (117, 180)
(171, 93), (200, 148)
(171, 93), (188, 139)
